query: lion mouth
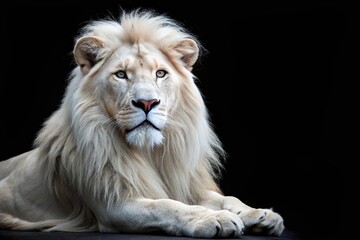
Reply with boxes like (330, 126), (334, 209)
(126, 120), (160, 133)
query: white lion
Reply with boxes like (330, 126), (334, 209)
(0, 9), (284, 238)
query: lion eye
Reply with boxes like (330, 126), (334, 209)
(114, 70), (128, 79)
(156, 70), (168, 78)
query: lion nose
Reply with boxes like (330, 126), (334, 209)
(132, 99), (160, 113)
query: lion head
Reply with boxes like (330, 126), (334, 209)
(72, 10), (203, 149)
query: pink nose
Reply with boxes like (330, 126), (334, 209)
(132, 99), (160, 113)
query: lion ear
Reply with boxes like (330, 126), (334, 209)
(172, 39), (199, 71)
(73, 36), (105, 75)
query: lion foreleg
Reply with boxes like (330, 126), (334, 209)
(93, 198), (244, 238)
(200, 191), (285, 236)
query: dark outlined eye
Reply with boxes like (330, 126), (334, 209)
(156, 70), (168, 78)
(114, 70), (128, 79)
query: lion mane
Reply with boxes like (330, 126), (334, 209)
(32, 9), (223, 231)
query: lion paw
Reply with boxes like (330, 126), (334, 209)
(190, 210), (244, 238)
(239, 208), (284, 236)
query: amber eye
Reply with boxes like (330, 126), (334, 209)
(114, 70), (128, 79)
(156, 70), (168, 78)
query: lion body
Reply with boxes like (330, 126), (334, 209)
(0, 9), (284, 237)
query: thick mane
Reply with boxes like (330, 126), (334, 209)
(34, 9), (225, 231)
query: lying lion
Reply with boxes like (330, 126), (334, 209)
(0, 9), (284, 238)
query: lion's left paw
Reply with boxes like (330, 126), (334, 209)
(239, 208), (284, 236)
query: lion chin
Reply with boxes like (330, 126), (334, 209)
(126, 121), (164, 148)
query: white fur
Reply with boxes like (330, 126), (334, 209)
(0, 9), (284, 237)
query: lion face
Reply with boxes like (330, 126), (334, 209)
(99, 43), (179, 147)
(72, 17), (199, 149)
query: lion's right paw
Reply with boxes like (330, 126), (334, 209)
(189, 210), (244, 238)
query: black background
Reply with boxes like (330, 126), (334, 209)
(1, 1), (354, 239)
